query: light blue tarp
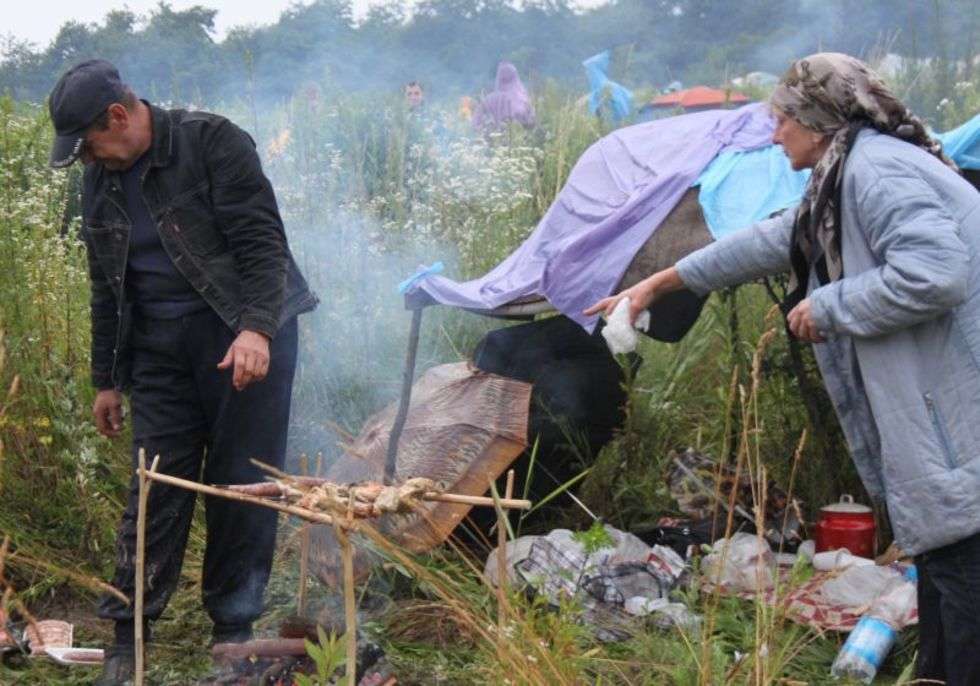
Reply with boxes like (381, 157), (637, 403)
(583, 51), (632, 122)
(935, 114), (980, 170)
(697, 115), (980, 241)
(695, 145), (810, 239)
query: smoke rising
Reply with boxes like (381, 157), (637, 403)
(253, 96), (539, 472)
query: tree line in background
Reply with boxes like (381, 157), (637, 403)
(2, 0), (978, 115)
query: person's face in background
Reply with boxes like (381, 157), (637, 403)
(405, 84), (424, 109)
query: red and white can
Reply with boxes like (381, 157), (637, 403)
(814, 495), (876, 559)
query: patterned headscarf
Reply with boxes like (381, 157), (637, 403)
(772, 52), (955, 314)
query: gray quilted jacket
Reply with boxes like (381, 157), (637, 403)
(676, 129), (980, 555)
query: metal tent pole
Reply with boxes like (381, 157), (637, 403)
(384, 304), (423, 483)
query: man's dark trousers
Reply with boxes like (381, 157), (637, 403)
(915, 530), (980, 686)
(98, 308), (298, 642)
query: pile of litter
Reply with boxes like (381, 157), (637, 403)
(482, 445), (919, 682)
(700, 532), (917, 633)
(486, 524), (695, 641)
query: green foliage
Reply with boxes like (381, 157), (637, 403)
(296, 626), (347, 686)
(0, 97), (130, 595)
(570, 520), (615, 556)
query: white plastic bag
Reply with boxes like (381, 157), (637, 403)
(601, 297), (650, 354)
(870, 572), (917, 628)
(624, 596), (669, 616)
(819, 565), (902, 607)
(797, 540), (816, 562)
(701, 533), (774, 592)
(648, 544), (687, 582)
(811, 548), (875, 572)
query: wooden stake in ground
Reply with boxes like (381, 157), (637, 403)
(297, 522), (311, 615)
(298, 454), (310, 616)
(335, 523), (357, 686)
(496, 469), (516, 628)
(134, 451), (159, 686)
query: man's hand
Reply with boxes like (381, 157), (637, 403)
(786, 299), (826, 343)
(217, 330), (271, 391)
(93, 389), (125, 438)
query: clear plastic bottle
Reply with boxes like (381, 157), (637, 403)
(831, 566), (917, 683)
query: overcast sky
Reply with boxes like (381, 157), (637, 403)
(6, 0), (607, 50)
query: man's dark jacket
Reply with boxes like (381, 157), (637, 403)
(80, 103), (318, 389)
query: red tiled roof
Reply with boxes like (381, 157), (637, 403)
(651, 86), (750, 108)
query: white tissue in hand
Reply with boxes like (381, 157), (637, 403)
(601, 297), (650, 354)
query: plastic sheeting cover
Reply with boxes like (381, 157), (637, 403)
(935, 113), (980, 170)
(696, 144), (810, 239)
(409, 103), (776, 330)
(583, 50), (633, 122)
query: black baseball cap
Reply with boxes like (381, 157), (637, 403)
(48, 59), (127, 168)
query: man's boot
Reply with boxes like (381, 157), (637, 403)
(94, 620), (149, 686)
(93, 645), (137, 686)
(208, 623), (255, 682)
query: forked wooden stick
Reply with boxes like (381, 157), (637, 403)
(297, 455), (310, 615)
(134, 451), (159, 686)
(496, 469), (516, 628)
(432, 491), (530, 510)
(336, 523), (357, 686)
(298, 523), (311, 615)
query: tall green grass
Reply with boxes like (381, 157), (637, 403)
(0, 97), (128, 594)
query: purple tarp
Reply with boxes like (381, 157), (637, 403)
(411, 103), (778, 330)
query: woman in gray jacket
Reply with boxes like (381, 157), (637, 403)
(587, 53), (980, 684)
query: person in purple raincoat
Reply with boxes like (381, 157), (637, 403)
(473, 61), (535, 132)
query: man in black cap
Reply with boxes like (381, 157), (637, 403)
(49, 59), (319, 684)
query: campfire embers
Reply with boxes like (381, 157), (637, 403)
(207, 645), (311, 686)
(208, 624), (394, 686)
(207, 639), (309, 685)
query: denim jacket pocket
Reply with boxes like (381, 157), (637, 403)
(165, 207), (225, 257)
(84, 221), (129, 282)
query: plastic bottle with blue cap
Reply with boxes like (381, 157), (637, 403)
(830, 566), (917, 683)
